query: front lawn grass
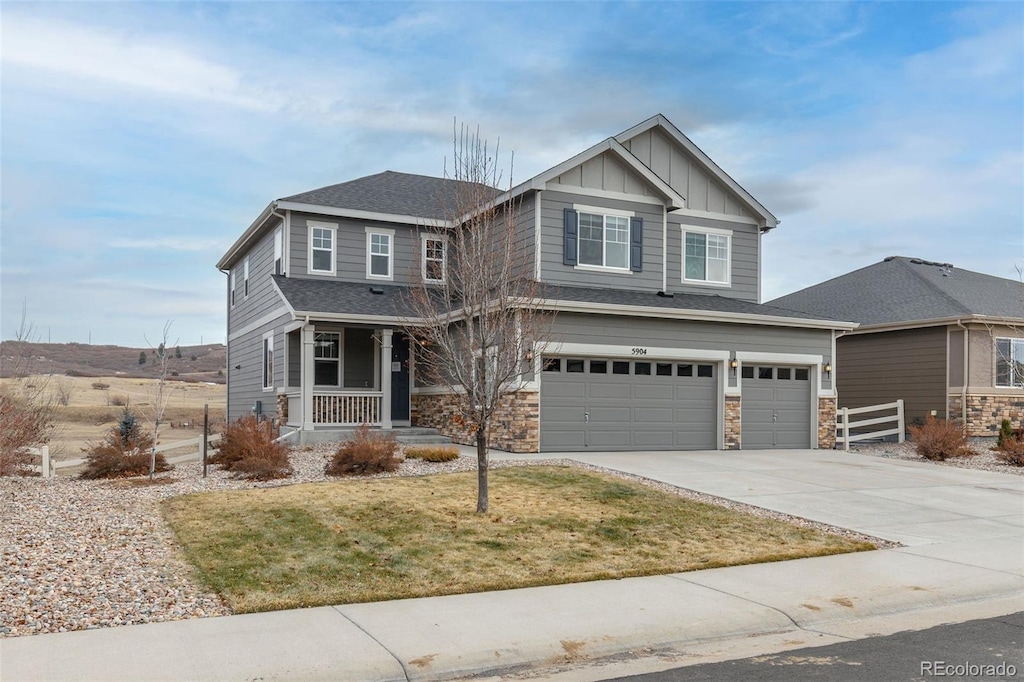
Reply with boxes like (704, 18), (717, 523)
(162, 466), (876, 613)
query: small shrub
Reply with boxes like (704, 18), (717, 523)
(404, 445), (459, 462)
(907, 416), (973, 461)
(210, 415), (291, 480)
(0, 392), (52, 476)
(80, 408), (167, 479)
(170, 370), (179, 376)
(111, 395), (128, 407)
(326, 425), (400, 476)
(995, 437), (1024, 466)
(92, 382), (110, 391)
(190, 355), (197, 361)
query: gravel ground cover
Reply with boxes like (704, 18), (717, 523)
(851, 440), (1024, 476)
(3, 444), (901, 639)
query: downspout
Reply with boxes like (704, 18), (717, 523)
(955, 320), (968, 424)
(220, 266), (231, 421)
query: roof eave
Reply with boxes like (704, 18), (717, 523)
(217, 201), (277, 271)
(847, 314), (1024, 335)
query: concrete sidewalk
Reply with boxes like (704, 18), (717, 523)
(2, 450), (1022, 681)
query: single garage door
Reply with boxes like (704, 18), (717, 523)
(741, 365), (812, 449)
(540, 357), (718, 452)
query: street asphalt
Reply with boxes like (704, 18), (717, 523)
(1, 448), (1021, 681)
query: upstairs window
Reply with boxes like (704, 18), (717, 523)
(683, 228), (730, 285)
(230, 270), (236, 307)
(262, 332), (274, 390)
(563, 206), (642, 272)
(274, 227), (283, 275)
(366, 228), (393, 280)
(309, 223), (336, 275)
(243, 256), (250, 298)
(422, 235), (447, 283)
(996, 338), (1024, 388)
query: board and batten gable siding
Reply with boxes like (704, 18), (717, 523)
(550, 151), (656, 197)
(227, 311), (290, 422)
(666, 214), (759, 302)
(288, 211), (427, 285)
(540, 190), (664, 291)
(836, 327), (946, 426)
(620, 127), (755, 219)
(549, 312), (833, 391)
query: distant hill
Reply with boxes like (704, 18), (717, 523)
(0, 341), (227, 383)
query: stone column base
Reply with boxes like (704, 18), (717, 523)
(818, 396), (837, 449)
(724, 395), (741, 450)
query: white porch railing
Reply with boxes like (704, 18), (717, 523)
(312, 392), (383, 425)
(836, 399), (905, 451)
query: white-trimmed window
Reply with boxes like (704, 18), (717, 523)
(578, 211), (630, 270)
(314, 332), (340, 386)
(366, 227), (394, 280)
(243, 256), (250, 298)
(422, 234), (447, 283)
(230, 270), (236, 307)
(996, 338), (1024, 388)
(309, 222), (336, 275)
(274, 227), (283, 275)
(262, 331), (274, 390)
(683, 227), (731, 285)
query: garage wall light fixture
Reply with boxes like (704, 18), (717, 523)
(729, 358), (738, 376)
(824, 363), (832, 376)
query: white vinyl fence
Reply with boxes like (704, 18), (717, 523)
(28, 434), (221, 478)
(836, 399), (905, 451)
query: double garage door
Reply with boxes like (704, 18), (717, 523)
(540, 357), (718, 452)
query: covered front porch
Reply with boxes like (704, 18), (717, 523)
(279, 322), (411, 430)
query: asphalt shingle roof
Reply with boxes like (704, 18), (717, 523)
(768, 256), (1024, 326)
(273, 275), (842, 324)
(279, 171), (501, 220)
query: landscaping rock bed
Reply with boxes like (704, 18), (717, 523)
(851, 440), (1023, 476)
(2, 444), (901, 639)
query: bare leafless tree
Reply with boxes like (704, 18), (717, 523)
(403, 122), (552, 513)
(144, 320), (177, 479)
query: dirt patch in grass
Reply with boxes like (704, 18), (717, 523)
(162, 466), (877, 614)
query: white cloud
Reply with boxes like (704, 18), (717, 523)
(110, 238), (226, 252)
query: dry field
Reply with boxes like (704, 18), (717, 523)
(2, 375), (226, 463)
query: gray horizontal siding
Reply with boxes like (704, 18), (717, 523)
(289, 212), (424, 285)
(540, 190), (663, 292)
(836, 327), (947, 426)
(666, 215), (759, 302)
(227, 311), (290, 422)
(228, 219), (287, 331)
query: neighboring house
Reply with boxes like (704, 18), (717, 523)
(217, 114), (856, 453)
(771, 256), (1024, 437)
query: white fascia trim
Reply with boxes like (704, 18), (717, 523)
(735, 351), (823, 365)
(669, 207), (760, 226)
(532, 299), (858, 330)
(277, 201), (450, 229)
(573, 203), (635, 218)
(847, 315), (1024, 335)
(537, 342), (729, 363)
(614, 115), (778, 229)
(293, 311), (425, 326)
(545, 184), (665, 206)
(608, 138), (685, 209)
(283, 319), (305, 333)
(228, 307), (290, 343)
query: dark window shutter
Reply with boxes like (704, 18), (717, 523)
(630, 217), (643, 272)
(563, 208), (578, 266)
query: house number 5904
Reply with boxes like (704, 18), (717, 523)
(631, 347), (648, 356)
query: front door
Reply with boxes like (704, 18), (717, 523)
(391, 333), (410, 422)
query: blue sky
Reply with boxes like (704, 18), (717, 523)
(2, 1), (1022, 346)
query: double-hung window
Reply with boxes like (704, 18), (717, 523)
(230, 270), (236, 307)
(366, 228), (394, 280)
(422, 234), (446, 283)
(243, 256), (250, 298)
(309, 222), (336, 275)
(683, 227), (731, 285)
(996, 338), (1024, 388)
(579, 212), (630, 270)
(314, 332), (340, 386)
(273, 227), (283, 275)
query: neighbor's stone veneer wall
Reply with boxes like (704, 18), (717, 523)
(724, 396), (741, 450)
(818, 396), (837, 449)
(948, 394), (1024, 437)
(412, 392), (540, 453)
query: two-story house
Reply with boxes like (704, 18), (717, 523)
(217, 114), (855, 453)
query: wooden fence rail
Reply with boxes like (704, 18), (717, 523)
(27, 434), (222, 478)
(836, 399), (905, 451)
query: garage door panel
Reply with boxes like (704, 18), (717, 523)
(741, 366), (812, 450)
(541, 356), (719, 452)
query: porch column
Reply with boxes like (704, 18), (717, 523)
(301, 326), (315, 431)
(381, 328), (393, 429)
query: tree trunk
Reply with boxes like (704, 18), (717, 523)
(476, 424), (489, 513)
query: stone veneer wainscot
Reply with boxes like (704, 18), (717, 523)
(948, 394), (1024, 437)
(412, 391), (540, 453)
